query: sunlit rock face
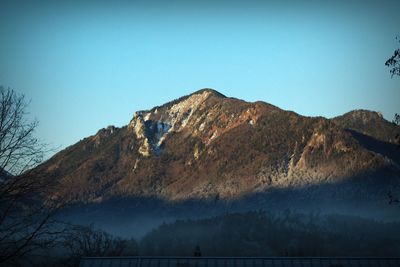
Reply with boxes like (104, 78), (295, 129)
(128, 90), (214, 156)
(33, 89), (400, 203)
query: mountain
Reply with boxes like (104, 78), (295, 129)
(34, 89), (400, 206)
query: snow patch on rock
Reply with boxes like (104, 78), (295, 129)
(129, 91), (212, 156)
(144, 112), (151, 121)
(210, 131), (219, 141)
(199, 122), (206, 131)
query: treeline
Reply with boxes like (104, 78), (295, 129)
(20, 210), (400, 266)
(140, 210), (400, 257)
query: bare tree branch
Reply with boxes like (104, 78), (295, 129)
(0, 86), (66, 265)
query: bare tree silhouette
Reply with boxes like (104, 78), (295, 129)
(62, 224), (137, 266)
(0, 86), (64, 265)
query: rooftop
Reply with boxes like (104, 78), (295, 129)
(80, 256), (400, 267)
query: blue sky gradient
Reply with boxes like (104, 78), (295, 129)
(0, 0), (399, 155)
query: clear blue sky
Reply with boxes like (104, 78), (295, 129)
(0, 0), (399, 156)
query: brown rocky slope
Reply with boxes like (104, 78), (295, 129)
(34, 89), (400, 204)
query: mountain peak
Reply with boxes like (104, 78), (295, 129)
(190, 88), (226, 98)
(128, 89), (226, 156)
(341, 109), (383, 120)
(333, 109), (398, 143)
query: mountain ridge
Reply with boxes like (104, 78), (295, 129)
(33, 89), (400, 204)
